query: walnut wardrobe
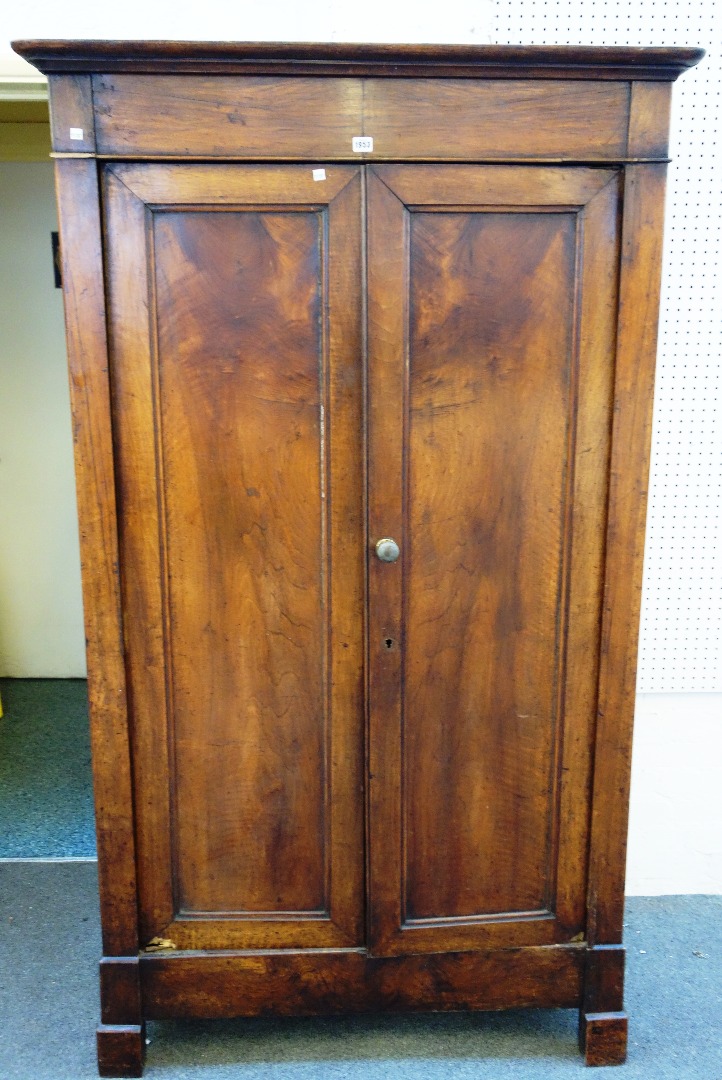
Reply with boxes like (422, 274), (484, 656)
(12, 39), (703, 1077)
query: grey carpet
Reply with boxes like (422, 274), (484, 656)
(0, 678), (96, 857)
(0, 863), (720, 1078)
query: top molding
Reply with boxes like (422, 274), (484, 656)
(12, 41), (705, 81)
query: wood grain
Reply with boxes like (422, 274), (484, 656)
(403, 208), (576, 921)
(372, 165), (616, 206)
(103, 166), (174, 945)
(140, 944), (586, 1017)
(99, 958), (142, 1026)
(157, 206), (328, 918)
(13, 40), (705, 81)
(104, 163), (364, 950)
(104, 163), (356, 204)
(367, 164), (620, 956)
(97, 1025), (145, 1078)
(90, 75), (636, 162)
(587, 164), (669, 947)
(627, 82), (673, 159)
(366, 166), (408, 957)
(552, 174), (621, 935)
(93, 75), (361, 158)
(579, 1012), (628, 1066)
(47, 73), (95, 153)
(364, 79), (629, 161)
(581, 944), (625, 1015)
(53, 159), (139, 958)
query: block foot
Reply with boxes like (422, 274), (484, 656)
(579, 1010), (628, 1066)
(97, 1023), (146, 1078)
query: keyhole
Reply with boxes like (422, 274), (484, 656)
(385, 638), (393, 649)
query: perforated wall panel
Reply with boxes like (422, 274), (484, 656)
(493, 1), (721, 692)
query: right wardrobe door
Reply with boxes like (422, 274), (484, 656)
(366, 164), (622, 957)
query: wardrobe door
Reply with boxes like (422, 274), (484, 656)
(103, 163), (364, 951)
(367, 164), (621, 955)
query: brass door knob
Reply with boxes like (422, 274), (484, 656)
(375, 538), (400, 563)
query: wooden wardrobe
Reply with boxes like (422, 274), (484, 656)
(13, 40), (703, 1077)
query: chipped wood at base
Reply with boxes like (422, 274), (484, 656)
(141, 945), (585, 1018)
(587, 164), (669, 946)
(54, 158), (139, 957)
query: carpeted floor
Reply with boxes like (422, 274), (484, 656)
(0, 678), (96, 857)
(0, 680), (720, 1077)
(0, 863), (720, 1079)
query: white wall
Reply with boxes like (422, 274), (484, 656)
(627, 695), (722, 895)
(1, 0), (494, 81)
(0, 162), (85, 676)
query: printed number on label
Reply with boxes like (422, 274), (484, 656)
(352, 136), (374, 153)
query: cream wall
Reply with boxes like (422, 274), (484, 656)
(0, 162), (85, 676)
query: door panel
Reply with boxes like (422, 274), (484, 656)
(103, 164), (364, 950)
(405, 208), (576, 921)
(367, 165), (620, 954)
(156, 208), (326, 917)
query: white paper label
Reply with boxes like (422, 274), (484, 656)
(352, 136), (374, 153)
(312, 168), (327, 181)
(69, 127), (84, 141)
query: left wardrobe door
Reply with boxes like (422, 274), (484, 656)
(102, 163), (365, 952)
